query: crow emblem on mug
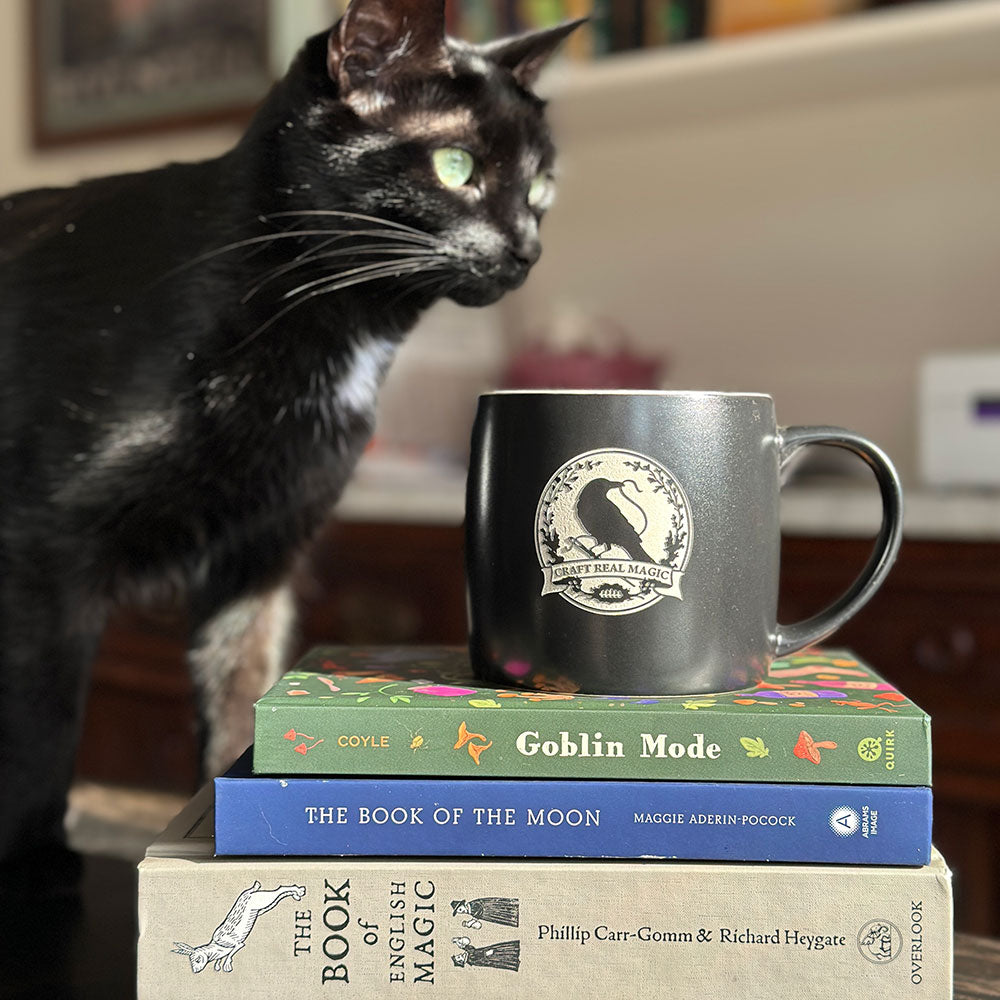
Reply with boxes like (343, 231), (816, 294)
(535, 449), (693, 615)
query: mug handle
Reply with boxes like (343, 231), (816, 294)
(774, 425), (904, 658)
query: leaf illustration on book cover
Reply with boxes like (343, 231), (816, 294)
(469, 699), (504, 709)
(682, 699), (717, 710)
(340, 681), (415, 704)
(740, 736), (770, 759)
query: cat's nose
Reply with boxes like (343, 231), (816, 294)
(498, 241), (540, 290)
(510, 239), (541, 269)
(508, 215), (541, 270)
(507, 239), (542, 271)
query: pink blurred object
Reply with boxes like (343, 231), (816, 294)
(502, 343), (664, 389)
(502, 310), (666, 389)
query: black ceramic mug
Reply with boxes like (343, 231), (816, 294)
(465, 390), (903, 695)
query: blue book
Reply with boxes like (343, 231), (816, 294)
(215, 753), (931, 865)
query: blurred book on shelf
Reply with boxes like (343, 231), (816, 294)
(445, 0), (934, 54)
(446, 0), (704, 54)
(708, 0), (863, 36)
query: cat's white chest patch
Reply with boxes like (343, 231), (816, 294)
(336, 335), (396, 416)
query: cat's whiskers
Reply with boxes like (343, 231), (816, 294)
(264, 210), (441, 247)
(385, 269), (454, 310)
(160, 229), (374, 282)
(280, 257), (449, 305)
(148, 202), (481, 361)
(225, 254), (451, 356)
(278, 252), (449, 301)
(241, 240), (442, 304)
(161, 217), (439, 285)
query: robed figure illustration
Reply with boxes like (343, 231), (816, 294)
(451, 896), (519, 929)
(451, 936), (521, 971)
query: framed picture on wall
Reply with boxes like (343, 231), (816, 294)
(30, 0), (273, 147)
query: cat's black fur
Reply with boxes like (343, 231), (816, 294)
(0, 0), (581, 864)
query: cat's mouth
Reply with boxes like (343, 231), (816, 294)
(446, 248), (540, 307)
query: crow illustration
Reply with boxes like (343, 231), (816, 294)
(573, 478), (651, 562)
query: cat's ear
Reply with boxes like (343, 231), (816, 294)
(481, 18), (588, 90)
(328, 0), (448, 94)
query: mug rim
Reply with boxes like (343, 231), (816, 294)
(482, 389), (773, 399)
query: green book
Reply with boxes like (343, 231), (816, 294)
(252, 646), (930, 785)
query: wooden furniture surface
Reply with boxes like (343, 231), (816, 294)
(954, 933), (1000, 999)
(79, 522), (1000, 935)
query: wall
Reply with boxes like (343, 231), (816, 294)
(514, 1), (1000, 484)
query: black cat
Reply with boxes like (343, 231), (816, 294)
(0, 0), (582, 864)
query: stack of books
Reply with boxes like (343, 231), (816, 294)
(137, 645), (953, 996)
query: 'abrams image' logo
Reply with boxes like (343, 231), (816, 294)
(535, 449), (693, 616)
(829, 806), (860, 838)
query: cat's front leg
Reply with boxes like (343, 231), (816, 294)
(187, 581), (297, 777)
(0, 552), (107, 863)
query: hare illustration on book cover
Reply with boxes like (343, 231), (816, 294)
(172, 882), (305, 974)
(252, 646), (932, 785)
(169, 873), (521, 978)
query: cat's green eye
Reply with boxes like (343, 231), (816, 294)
(528, 173), (555, 212)
(433, 148), (475, 189)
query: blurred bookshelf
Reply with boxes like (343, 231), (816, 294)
(442, 0), (952, 56)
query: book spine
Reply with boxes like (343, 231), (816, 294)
(214, 775), (931, 865)
(138, 852), (952, 998)
(253, 701), (931, 785)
